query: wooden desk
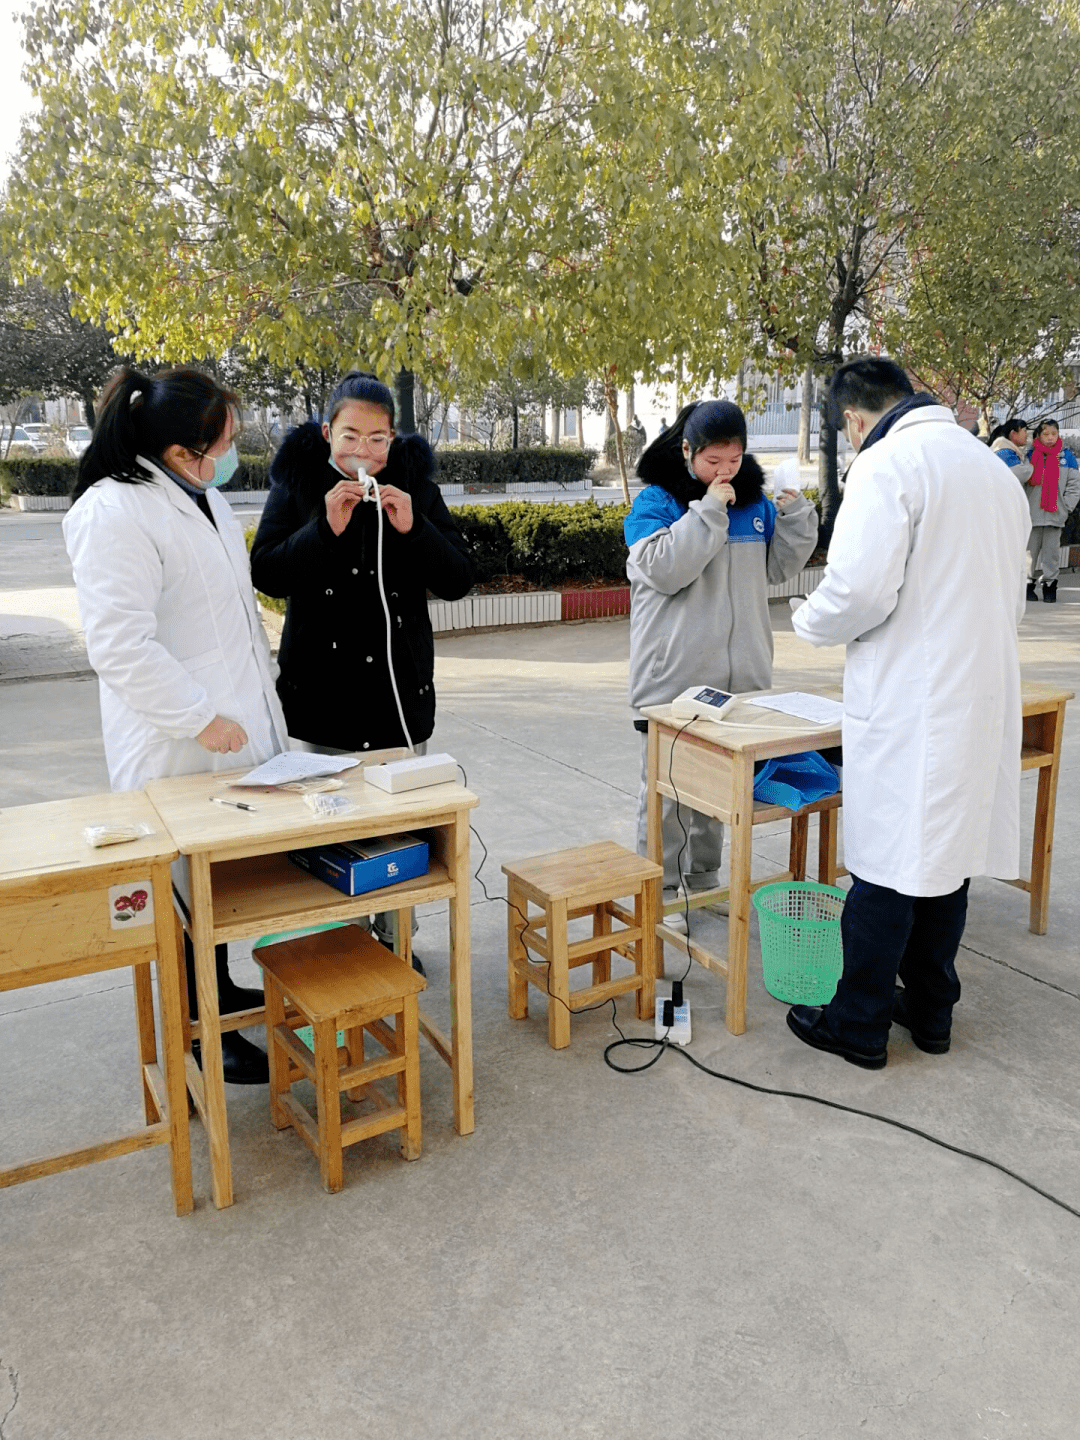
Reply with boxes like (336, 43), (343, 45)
(645, 680), (1073, 1035)
(145, 767), (478, 1210)
(0, 791), (192, 1214)
(644, 696), (843, 1037)
(1012, 681), (1074, 933)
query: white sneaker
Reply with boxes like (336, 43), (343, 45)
(663, 908), (689, 935)
(670, 885), (729, 919)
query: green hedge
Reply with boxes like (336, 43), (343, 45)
(435, 446), (596, 490)
(0, 454), (272, 496)
(0, 457), (75, 496)
(244, 498), (631, 601)
(451, 499), (630, 587)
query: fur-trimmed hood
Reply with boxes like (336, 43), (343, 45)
(636, 448), (767, 510)
(269, 421), (437, 492)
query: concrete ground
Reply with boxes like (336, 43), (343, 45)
(1, 510), (1079, 1439)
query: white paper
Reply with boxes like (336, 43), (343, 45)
(771, 456), (805, 493)
(745, 692), (843, 725)
(231, 753), (362, 787)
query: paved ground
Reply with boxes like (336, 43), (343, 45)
(1, 507), (1079, 1439)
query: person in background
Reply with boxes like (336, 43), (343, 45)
(624, 399), (818, 931)
(789, 358), (1030, 1069)
(1023, 418), (1080, 602)
(250, 370), (474, 955)
(64, 367), (289, 1084)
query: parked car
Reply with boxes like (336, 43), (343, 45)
(65, 425), (93, 458)
(0, 425), (46, 456)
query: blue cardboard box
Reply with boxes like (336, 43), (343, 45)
(287, 833), (429, 897)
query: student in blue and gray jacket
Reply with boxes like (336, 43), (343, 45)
(624, 400), (818, 926)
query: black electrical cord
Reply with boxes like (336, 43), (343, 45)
(459, 758), (1079, 1220)
(627, 727), (1080, 1220)
(457, 762), (632, 1038)
(603, 1031), (1080, 1220)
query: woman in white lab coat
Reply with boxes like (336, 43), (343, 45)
(64, 366), (289, 1083)
(788, 357), (1030, 1069)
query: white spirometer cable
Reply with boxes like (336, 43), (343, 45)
(344, 457), (415, 754)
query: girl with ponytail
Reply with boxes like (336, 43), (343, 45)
(64, 366), (290, 1083)
(624, 399), (819, 928)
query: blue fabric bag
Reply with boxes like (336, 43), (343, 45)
(752, 750), (840, 811)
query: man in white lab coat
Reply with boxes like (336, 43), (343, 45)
(788, 357), (1031, 1068)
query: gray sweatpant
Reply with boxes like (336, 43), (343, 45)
(1028, 526), (1063, 585)
(637, 733), (724, 892)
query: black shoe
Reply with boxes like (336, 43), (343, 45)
(216, 948), (264, 1013)
(217, 980), (265, 1014)
(1043, 580), (1057, 604)
(1026, 581), (1039, 601)
(891, 988), (951, 1054)
(786, 1005), (887, 1069)
(191, 1032), (270, 1085)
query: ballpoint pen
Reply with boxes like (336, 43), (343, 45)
(210, 797), (257, 812)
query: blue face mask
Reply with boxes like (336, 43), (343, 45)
(202, 442), (239, 489)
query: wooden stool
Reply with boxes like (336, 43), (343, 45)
(501, 841), (662, 1049)
(254, 926), (426, 1193)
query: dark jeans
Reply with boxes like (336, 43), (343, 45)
(824, 874), (970, 1050)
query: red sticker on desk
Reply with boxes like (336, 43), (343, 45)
(109, 881), (155, 930)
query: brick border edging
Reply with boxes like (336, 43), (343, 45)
(427, 568), (829, 634)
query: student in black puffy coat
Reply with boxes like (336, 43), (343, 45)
(250, 371), (474, 753)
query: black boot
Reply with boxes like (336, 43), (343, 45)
(192, 1032), (270, 1085)
(215, 946), (265, 1014)
(1043, 579), (1057, 603)
(184, 940), (269, 1084)
(184, 940), (264, 1016)
(1026, 581), (1039, 601)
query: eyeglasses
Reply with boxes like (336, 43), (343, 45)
(336, 430), (392, 452)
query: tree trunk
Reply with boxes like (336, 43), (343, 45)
(576, 404), (584, 448)
(512, 404), (519, 450)
(625, 384), (636, 429)
(303, 389), (315, 422)
(395, 368), (416, 434)
(81, 386), (96, 427)
(604, 375), (630, 505)
(552, 406), (561, 444)
(817, 347), (845, 551)
(797, 366), (814, 466)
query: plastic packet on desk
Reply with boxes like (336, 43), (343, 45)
(303, 792), (357, 819)
(281, 777), (344, 794)
(83, 822), (154, 848)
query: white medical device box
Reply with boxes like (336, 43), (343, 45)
(670, 686), (740, 723)
(363, 753), (458, 794)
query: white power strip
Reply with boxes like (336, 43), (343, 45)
(655, 996), (692, 1046)
(364, 752), (458, 794)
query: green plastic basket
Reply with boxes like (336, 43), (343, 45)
(752, 881), (846, 1005)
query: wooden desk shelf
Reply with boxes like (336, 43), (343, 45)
(209, 853), (455, 943)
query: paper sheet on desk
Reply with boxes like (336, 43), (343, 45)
(745, 692), (844, 725)
(231, 753), (362, 787)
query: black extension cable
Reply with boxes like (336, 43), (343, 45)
(458, 758), (1080, 1223)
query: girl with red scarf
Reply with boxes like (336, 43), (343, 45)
(1024, 419), (1080, 602)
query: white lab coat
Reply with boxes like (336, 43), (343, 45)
(64, 460), (289, 793)
(792, 406), (1031, 896)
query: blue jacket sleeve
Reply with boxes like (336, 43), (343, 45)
(624, 486), (684, 547)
